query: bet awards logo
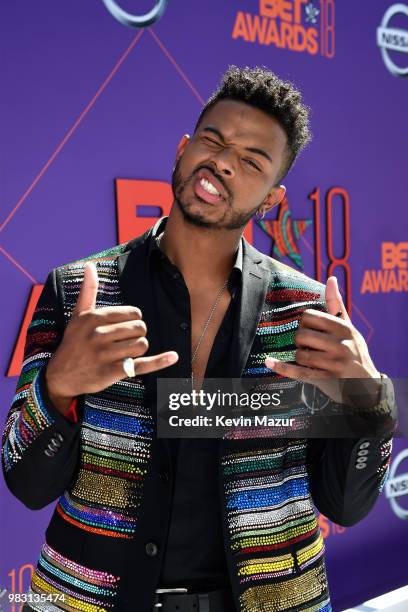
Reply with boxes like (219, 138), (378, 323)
(232, 0), (335, 58)
(360, 242), (408, 294)
(377, 4), (408, 77)
(385, 449), (408, 519)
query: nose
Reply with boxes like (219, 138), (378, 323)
(212, 148), (236, 178)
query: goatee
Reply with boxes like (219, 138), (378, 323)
(171, 159), (261, 230)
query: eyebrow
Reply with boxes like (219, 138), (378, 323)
(201, 126), (273, 164)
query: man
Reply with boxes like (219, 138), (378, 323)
(2, 66), (396, 612)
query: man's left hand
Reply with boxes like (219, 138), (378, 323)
(264, 276), (381, 404)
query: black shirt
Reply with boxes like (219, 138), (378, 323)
(148, 230), (243, 591)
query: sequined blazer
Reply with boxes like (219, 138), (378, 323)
(2, 217), (396, 612)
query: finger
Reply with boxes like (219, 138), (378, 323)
(265, 356), (330, 381)
(325, 276), (351, 323)
(92, 305), (143, 322)
(73, 262), (99, 315)
(108, 336), (150, 361)
(118, 351), (179, 377)
(300, 309), (352, 339)
(93, 319), (147, 342)
(295, 348), (340, 372)
(295, 327), (338, 352)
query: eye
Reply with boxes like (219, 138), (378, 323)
(204, 136), (222, 146)
(243, 159), (261, 171)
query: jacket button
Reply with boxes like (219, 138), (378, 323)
(145, 542), (159, 557)
(159, 471), (169, 484)
(49, 437), (61, 450)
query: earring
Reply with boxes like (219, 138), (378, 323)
(256, 209), (265, 220)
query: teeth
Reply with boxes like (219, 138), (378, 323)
(200, 177), (220, 196)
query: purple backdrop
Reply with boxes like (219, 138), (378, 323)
(1, 1), (407, 610)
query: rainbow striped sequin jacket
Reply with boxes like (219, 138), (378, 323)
(2, 218), (395, 612)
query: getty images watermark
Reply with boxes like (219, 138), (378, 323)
(157, 377), (402, 439)
(167, 387), (295, 430)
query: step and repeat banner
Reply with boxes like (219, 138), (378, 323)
(1, 1), (407, 610)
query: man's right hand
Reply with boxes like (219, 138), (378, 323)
(45, 261), (179, 414)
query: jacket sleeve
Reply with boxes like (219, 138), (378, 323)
(306, 379), (397, 527)
(1, 268), (83, 510)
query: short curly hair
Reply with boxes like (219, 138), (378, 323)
(194, 66), (311, 184)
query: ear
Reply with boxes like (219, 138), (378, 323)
(262, 184), (286, 214)
(175, 134), (190, 161)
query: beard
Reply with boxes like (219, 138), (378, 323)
(171, 158), (262, 230)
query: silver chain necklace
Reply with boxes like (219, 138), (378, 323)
(156, 233), (229, 385)
(190, 278), (229, 385)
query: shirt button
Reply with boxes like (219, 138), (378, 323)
(145, 542), (159, 557)
(173, 272), (181, 280)
(180, 322), (189, 331)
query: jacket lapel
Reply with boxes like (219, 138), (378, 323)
(229, 240), (271, 377)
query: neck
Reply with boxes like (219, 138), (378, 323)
(159, 204), (242, 287)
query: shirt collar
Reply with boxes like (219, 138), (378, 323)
(148, 216), (243, 277)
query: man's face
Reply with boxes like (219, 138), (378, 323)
(172, 99), (288, 230)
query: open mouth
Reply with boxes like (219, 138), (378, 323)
(192, 170), (226, 204)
